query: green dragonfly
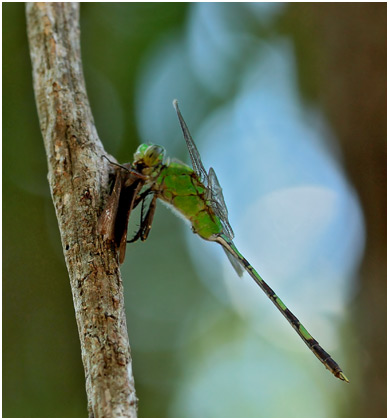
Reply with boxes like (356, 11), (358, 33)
(98, 100), (349, 383)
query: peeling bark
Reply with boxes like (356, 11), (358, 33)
(26, 3), (137, 417)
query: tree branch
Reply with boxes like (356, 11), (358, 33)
(26, 3), (137, 417)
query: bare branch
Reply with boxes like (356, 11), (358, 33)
(26, 3), (137, 417)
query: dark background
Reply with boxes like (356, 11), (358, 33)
(3, 3), (386, 417)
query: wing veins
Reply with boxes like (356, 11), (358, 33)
(173, 100), (208, 184)
(173, 100), (235, 240)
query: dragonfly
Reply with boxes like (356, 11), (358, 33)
(98, 99), (349, 383)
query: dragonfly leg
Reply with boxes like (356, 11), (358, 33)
(139, 193), (158, 241)
(127, 199), (147, 243)
(102, 155), (147, 179)
(116, 179), (145, 264)
(127, 192), (158, 243)
(131, 187), (153, 210)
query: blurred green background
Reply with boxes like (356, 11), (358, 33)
(3, 3), (386, 418)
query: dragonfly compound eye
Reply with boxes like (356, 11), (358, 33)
(144, 145), (166, 166)
(133, 143), (149, 162)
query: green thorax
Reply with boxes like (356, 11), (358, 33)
(155, 161), (223, 240)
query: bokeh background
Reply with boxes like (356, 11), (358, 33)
(3, 3), (386, 418)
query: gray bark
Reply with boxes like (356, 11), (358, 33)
(26, 3), (138, 417)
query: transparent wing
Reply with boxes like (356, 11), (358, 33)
(223, 248), (244, 277)
(173, 100), (208, 184)
(173, 100), (234, 239)
(208, 167), (235, 240)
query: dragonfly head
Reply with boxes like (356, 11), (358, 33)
(133, 144), (166, 173)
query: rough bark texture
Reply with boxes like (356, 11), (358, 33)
(26, 3), (138, 417)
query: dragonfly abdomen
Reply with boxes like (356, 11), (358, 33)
(215, 234), (349, 382)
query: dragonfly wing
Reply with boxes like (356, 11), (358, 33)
(223, 248), (244, 277)
(173, 100), (234, 239)
(173, 100), (208, 184)
(208, 167), (235, 240)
